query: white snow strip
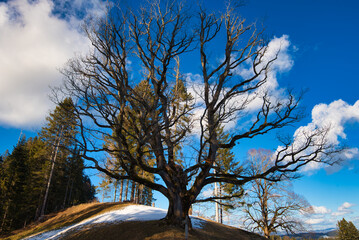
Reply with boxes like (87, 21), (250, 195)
(24, 205), (205, 240)
(23, 227), (67, 240)
(191, 217), (207, 229)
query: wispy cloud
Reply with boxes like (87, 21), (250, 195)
(303, 202), (356, 230)
(305, 218), (325, 225)
(200, 187), (214, 198)
(229, 35), (294, 113)
(185, 35), (295, 134)
(332, 202), (355, 216)
(338, 202), (355, 211)
(0, 0), (105, 129)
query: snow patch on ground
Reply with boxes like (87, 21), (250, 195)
(24, 205), (204, 240)
(24, 228), (66, 240)
(191, 217), (207, 229)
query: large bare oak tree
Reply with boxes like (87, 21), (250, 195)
(55, 1), (341, 227)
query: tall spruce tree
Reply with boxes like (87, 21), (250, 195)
(0, 137), (30, 231)
(0, 137), (50, 232)
(195, 123), (243, 222)
(38, 98), (78, 216)
(0, 153), (4, 223)
(338, 218), (359, 240)
(24, 137), (50, 224)
(213, 124), (243, 217)
(97, 79), (168, 205)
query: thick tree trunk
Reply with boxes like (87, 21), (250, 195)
(164, 192), (192, 229)
(160, 164), (199, 229)
(263, 227), (270, 239)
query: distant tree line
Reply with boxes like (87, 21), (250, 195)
(97, 174), (154, 206)
(270, 218), (359, 240)
(0, 98), (95, 233)
(96, 146), (156, 206)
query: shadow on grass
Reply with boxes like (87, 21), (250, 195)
(61, 219), (266, 240)
(2, 203), (266, 240)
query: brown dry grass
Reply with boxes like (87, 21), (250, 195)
(62, 219), (265, 240)
(2, 202), (266, 240)
(1, 202), (129, 240)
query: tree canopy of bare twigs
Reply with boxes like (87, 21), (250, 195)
(242, 149), (313, 238)
(54, 0), (342, 227)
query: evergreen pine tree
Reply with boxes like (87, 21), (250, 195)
(38, 98), (78, 216)
(0, 137), (30, 231)
(0, 100), (95, 233)
(338, 218), (359, 240)
(347, 221), (359, 240)
(24, 137), (50, 223)
(199, 123), (243, 222)
(97, 79), (162, 205)
(97, 179), (112, 202)
(214, 124), (243, 212)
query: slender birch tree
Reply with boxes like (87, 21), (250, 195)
(39, 98), (78, 217)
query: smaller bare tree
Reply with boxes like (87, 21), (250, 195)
(242, 149), (313, 239)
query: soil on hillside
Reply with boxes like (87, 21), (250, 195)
(62, 219), (266, 240)
(2, 202), (266, 240)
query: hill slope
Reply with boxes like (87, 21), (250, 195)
(2, 202), (265, 240)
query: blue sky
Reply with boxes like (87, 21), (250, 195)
(0, 0), (358, 231)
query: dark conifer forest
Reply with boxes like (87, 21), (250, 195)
(0, 99), (96, 233)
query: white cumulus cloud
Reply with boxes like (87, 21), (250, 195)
(0, 0), (104, 129)
(312, 205), (332, 215)
(298, 100), (359, 172)
(305, 218), (325, 225)
(302, 202), (357, 230)
(275, 99), (359, 173)
(338, 202), (355, 211)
